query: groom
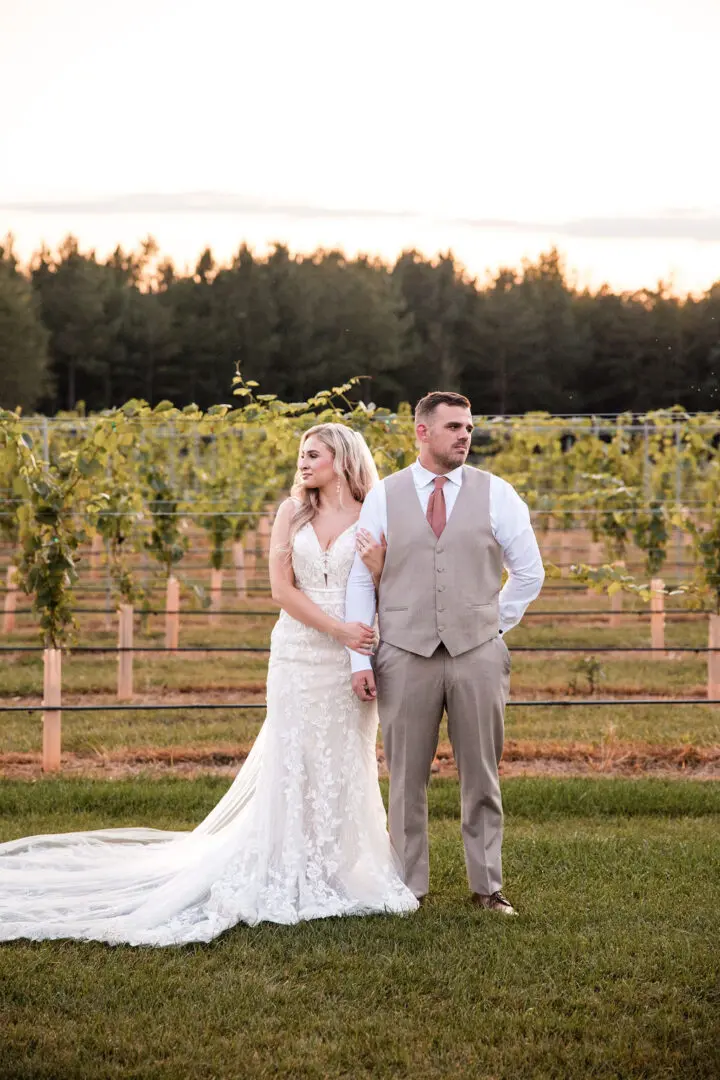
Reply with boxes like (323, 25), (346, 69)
(346, 391), (545, 914)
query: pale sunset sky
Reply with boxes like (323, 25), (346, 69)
(1, 0), (719, 293)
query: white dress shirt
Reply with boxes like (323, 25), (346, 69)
(345, 460), (545, 673)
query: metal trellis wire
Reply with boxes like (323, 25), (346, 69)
(2, 699), (720, 713)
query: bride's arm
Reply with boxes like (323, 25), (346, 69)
(269, 499), (374, 654)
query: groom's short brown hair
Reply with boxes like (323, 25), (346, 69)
(415, 391), (472, 423)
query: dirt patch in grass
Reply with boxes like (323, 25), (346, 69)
(1, 739), (717, 781)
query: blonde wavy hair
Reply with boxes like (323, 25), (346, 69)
(289, 424), (379, 543)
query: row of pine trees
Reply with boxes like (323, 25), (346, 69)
(1, 235), (719, 415)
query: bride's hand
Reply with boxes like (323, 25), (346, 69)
(356, 529), (387, 578)
(334, 621), (375, 654)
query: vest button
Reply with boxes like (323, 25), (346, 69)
(437, 566), (445, 573)
(437, 585), (445, 592)
(438, 606), (445, 612)
(436, 546), (444, 554)
(437, 625), (445, 632)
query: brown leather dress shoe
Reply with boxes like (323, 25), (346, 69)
(471, 891), (518, 916)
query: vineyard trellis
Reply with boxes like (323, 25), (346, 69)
(3, 384), (720, 771)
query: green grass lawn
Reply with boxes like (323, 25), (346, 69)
(1, 777), (718, 1079)
(0, 706), (266, 755)
(505, 703), (720, 746)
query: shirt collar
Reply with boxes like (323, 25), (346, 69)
(412, 459), (464, 487)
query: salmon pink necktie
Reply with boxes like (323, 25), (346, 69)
(426, 476), (447, 538)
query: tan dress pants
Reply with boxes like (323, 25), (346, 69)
(374, 634), (510, 898)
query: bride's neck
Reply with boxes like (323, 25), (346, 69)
(316, 484), (353, 513)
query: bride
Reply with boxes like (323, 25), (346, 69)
(0, 424), (418, 946)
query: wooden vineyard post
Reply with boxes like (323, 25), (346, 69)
(90, 532), (104, 579)
(42, 648), (62, 772)
(245, 530), (257, 595)
(650, 578), (665, 657)
(117, 604), (134, 700)
(560, 530), (574, 577)
(708, 614), (720, 702)
(104, 553), (113, 632)
(232, 541), (246, 600)
(210, 568), (223, 615)
(165, 576), (180, 651)
(3, 565), (18, 634)
(609, 563), (624, 629)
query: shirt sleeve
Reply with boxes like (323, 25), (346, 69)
(490, 476), (545, 634)
(344, 484), (384, 673)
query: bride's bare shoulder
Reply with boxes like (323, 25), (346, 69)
(277, 497), (302, 518)
(272, 497), (303, 535)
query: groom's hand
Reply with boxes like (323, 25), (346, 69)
(352, 671), (377, 702)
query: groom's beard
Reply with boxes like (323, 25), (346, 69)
(435, 447), (469, 472)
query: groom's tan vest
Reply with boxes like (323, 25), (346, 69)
(378, 466), (502, 658)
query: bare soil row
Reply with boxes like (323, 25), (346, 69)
(2, 738), (717, 782)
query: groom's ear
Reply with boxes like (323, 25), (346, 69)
(416, 422), (429, 443)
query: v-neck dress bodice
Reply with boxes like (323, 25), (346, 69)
(291, 521), (358, 593)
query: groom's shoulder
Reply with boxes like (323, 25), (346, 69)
(472, 469), (527, 510)
(462, 464), (493, 484)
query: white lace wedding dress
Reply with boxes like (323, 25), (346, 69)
(0, 523), (418, 946)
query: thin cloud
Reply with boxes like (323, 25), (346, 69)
(0, 192), (417, 221)
(2, 192), (720, 242)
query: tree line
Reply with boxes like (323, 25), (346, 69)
(1, 234), (719, 415)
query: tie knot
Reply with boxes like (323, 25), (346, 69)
(433, 476), (448, 490)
